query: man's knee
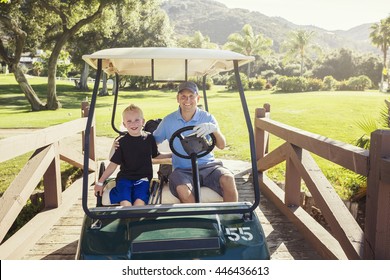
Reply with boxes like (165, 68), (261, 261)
(219, 173), (238, 202)
(219, 173), (236, 188)
(176, 184), (195, 203)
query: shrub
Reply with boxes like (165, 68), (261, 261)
(268, 74), (280, 87)
(212, 73), (229, 85)
(322, 76), (337, 91)
(253, 77), (267, 90)
(276, 76), (307, 92)
(306, 78), (323, 91)
(261, 69), (276, 80)
(265, 82), (273, 90)
(347, 75), (372, 91)
(248, 77), (256, 89)
(226, 73), (249, 90)
(336, 80), (351, 91)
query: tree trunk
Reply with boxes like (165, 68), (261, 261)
(112, 75), (117, 95)
(46, 53), (61, 110)
(0, 14), (45, 111)
(99, 72), (109, 96)
(381, 48), (388, 91)
(46, 38), (67, 110)
(79, 62), (89, 90)
(12, 64), (46, 111)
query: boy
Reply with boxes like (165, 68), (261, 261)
(94, 104), (169, 206)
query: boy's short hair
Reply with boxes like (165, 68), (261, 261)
(122, 104), (144, 118)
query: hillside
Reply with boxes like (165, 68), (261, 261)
(161, 0), (378, 54)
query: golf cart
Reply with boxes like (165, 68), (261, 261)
(76, 47), (270, 260)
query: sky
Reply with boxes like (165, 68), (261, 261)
(215, 0), (390, 31)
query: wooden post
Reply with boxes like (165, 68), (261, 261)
(285, 144), (302, 207)
(81, 99), (89, 154)
(43, 142), (61, 208)
(385, 99), (390, 128)
(81, 100), (96, 184)
(364, 129), (390, 259)
(254, 104), (270, 161)
(81, 100), (96, 162)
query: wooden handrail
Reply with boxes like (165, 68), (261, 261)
(0, 102), (96, 243)
(0, 118), (89, 163)
(254, 103), (387, 259)
(255, 117), (369, 176)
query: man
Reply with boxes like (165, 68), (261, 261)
(153, 81), (238, 203)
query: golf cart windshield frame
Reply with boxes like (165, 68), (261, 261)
(82, 52), (261, 219)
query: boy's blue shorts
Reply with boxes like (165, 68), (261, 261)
(109, 177), (150, 204)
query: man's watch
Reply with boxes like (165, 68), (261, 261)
(96, 182), (104, 186)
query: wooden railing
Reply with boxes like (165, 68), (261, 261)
(0, 101), (96, 244)
(255, 103), (390, 260)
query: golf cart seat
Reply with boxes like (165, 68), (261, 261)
(99, 176), (223, 206)
(158, 182), (223, 204)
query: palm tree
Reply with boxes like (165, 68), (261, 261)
(370, 17), (390, 91)
(223, 24), (273, 77)
(281, 29), (320, 76)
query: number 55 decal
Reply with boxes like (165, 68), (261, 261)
(225, 227), (253, 241)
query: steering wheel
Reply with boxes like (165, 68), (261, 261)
(169, 126), (216, 159)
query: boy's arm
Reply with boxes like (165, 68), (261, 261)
(94, 162), (118, 196)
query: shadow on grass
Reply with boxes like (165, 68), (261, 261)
(0, 81), (176, 112)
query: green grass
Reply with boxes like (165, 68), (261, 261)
(1, 73), (389, 199)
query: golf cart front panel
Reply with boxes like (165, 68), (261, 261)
(77, 205), (268, 260)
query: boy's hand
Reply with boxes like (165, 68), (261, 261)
(94, 184), (103, 196)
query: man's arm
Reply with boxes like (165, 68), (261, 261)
(152, 152), (172, 165)
(213, 129), (226, 149)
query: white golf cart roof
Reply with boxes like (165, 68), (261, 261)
(82, 47), (254, 80)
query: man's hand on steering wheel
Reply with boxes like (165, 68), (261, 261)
(169, 126), (216, 159)
(193, 122), (218, 138)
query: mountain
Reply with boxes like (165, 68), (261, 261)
(161, 0), (378, 54)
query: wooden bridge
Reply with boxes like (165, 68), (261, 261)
(1, 103), (389, 260)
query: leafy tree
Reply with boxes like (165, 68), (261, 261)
(226, 72), (249, 90)
(355, 53), (382, 87)
(370, 16), (390, 90)
(312, 48), (356, 80)
(281, 29), (321, 76)
(40, 50), (74, 78)
(67, 0), (174, 93)
(33, 0), (116, 110)
(0, 0), (46, 111)
(177, 31), (218, 49)
(1, 0), (117, 110)
(223, 24), (273, 77)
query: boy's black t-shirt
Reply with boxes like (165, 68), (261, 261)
(110, 132), (158, 181)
